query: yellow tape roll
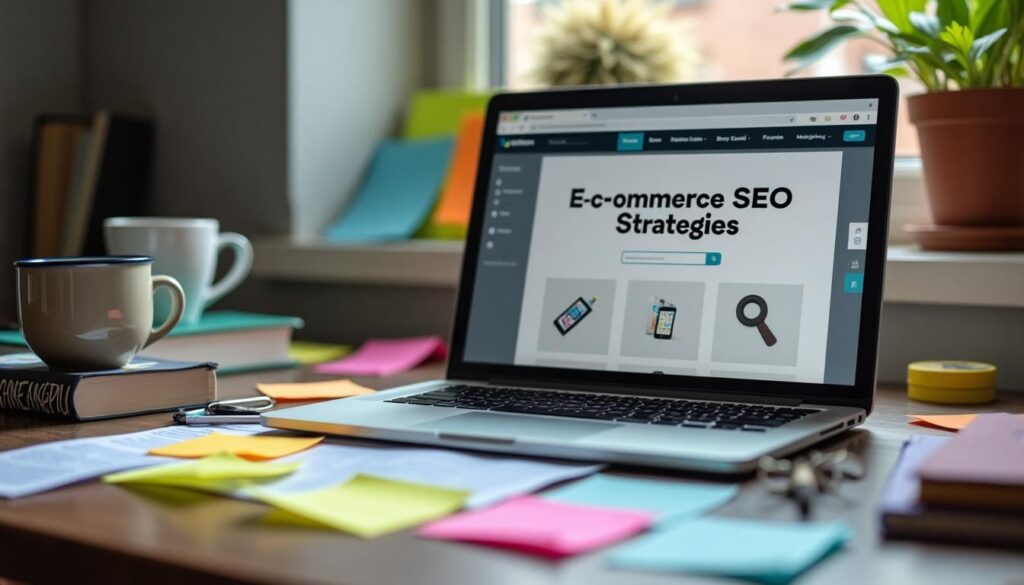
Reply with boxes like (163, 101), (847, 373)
(907, 361), (996, 404)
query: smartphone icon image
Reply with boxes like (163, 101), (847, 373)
(654, 306), (676, 339)
(553, 297), (595, 335)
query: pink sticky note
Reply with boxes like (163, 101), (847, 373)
(314, 336), (447, 377)
(418, 496), (652, 558)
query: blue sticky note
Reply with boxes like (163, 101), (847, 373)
(610, 517), (850, 585)
(544, 474), (737, 526)
(324, 137), (453, 242)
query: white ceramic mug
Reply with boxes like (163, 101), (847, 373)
(103, 218), (253, 326)
(15, 256), (186, 370)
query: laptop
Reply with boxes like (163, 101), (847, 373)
(264, 75), (899, 473)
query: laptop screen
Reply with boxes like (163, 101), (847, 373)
(461, 98), (880, 386)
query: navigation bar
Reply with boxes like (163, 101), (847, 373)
(496, 125), (876, 153)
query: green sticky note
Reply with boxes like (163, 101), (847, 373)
(403, 90), (491, 139)
(289, 341), (353, 365)
(103, 452), (300, 494)
(247, 474), (470, 539)
(610, 517), (850, 585)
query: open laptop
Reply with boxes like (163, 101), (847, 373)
(264, 75), (899, 473)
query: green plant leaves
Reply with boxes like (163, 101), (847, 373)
(783, 25), (865, 72)
(970, 28), (1008, 61)
(937, 0), (971, 28)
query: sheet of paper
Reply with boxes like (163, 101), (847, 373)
(314, 336), (447, 377)
(610, 517), (850, 584)
(104, 452), (300, 494)
(0, 425), (260, 498)
(908, 412), (1023, 431)
(419, 495), (652, 558)
(253, 442), (602, 508)
(423, 112), (484, 238)
(248, 474), (469, 538)
(403, 90), (490, 139)
(544, 473), (738, 526)
(289, 341), (352, 365)
(256, 379), (375, 401)
(148, 432), (323, 460)
(322, 138), (453, 242)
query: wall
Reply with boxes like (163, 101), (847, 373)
(81, 0), (291, 235)
(0, 0), (83, 324)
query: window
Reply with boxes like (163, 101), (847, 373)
(498, 0), (921, 157)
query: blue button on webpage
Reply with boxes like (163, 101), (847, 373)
(843, 130), (866, 142)
(844, 272), (863, 293)
(617, 133), (645, 151)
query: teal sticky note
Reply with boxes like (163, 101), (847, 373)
(324, 137), (453, 242)
(609, 517), (850, 585)
(544, 474), (737, 526)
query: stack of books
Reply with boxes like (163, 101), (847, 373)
(0, 311), (303, 375)
(880, 413), (1024, 547)
(30, 111), (153, 256)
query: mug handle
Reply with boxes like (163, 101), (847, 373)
(146, 275), (186, 348)
(205, 232), (254, 308)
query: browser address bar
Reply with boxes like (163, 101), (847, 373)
(505, 114), (797, 134)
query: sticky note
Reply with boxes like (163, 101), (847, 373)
(323, 137), (453, 242)
(544, 474), (737, 526)
(289, 341), (352, 365)
(148, 432), (324, 460)
(315, 336), (447, 377)
(422, 113), (485, 239)
(248, 474), (469, 538)
(103, 453), (299, 494)
(419, 496), (652, 558)
(610, 517), (850, 585)
(403, 90), (491, 139)
(908, 413), (1023, 432)
(257, 379), (375, 401)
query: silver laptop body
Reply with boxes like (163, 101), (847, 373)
(265, 76), (899, 473)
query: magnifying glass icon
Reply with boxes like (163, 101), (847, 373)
(736, 294), (777, 347)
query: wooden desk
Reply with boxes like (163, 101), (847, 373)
(1, 367), (1022, 585)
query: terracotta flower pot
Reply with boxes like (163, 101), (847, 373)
(908, 89), (1024, 226)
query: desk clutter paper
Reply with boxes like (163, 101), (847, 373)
(257, 443), (602, 509)
(315, 336), (447, 377)
(610, 517), (850, 585)
(148, 432), (324, 460)
(248, 474), (469, 539)
(322, 138), (453, 242)
(0, 425), (261, 498)
(419, 495), (652, 558)
(544, 473), (738, 526)
(104, 453), (300, 494)
(256, 379), (375, 401)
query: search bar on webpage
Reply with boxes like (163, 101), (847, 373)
(621, 251), (722, 266)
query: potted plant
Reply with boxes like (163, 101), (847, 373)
(781, 0), (1024, 250)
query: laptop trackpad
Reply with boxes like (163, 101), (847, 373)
(418, 412), (619, 442)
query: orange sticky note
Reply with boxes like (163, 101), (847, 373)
(149, 432), (324, 460)
(431, 113), (484, 228)
(909, 412), (1022, 431)
(256, 379), (375, 401)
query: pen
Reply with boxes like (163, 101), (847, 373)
(172, 410), (262, 425)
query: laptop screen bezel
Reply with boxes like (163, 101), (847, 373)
(446, 75), (899, 412)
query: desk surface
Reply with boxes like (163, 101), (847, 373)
(1, 366), (1022, 585)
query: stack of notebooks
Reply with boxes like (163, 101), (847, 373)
(0, 311), (303, 375)
(880, 413), (1024, 547)
(30, 111), (154, 256)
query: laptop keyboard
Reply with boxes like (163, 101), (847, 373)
(386, 385), (819, 432)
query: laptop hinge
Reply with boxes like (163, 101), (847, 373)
(485, 378), (803, 406)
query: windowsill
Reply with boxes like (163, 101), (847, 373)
(252, 237), (1024, 308)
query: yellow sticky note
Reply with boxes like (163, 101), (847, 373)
(289, 341), (352, 365)
(248, 474), (469, 539)
(256, 379), (375, 401)
(149, 432), (324, 460)
(103, 452), (299, 494)
(908, 412), (1024, 431)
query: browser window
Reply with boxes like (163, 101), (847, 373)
(463, 98), (878, 385)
